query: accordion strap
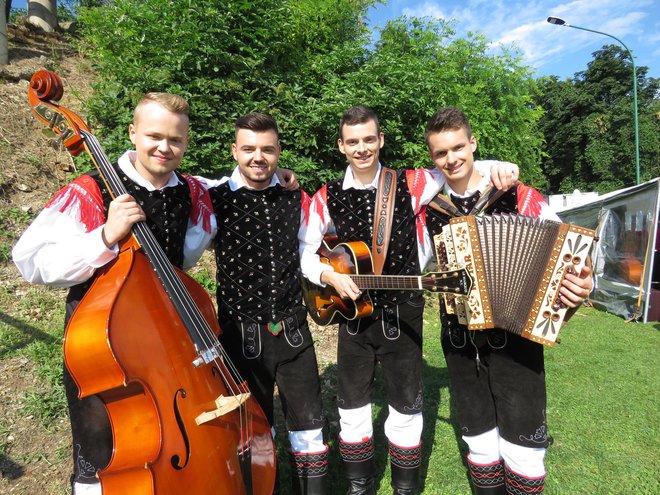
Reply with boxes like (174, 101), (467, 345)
(469, 184), (516, 215)
(372, 167), (397, 275)
(428, 193), (461, 217)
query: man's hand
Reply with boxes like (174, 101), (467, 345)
(489, 161), (519, 190)
(102, 194), (146, 248)
(321, 270), (362, 301)
(276, 167), (300, 191)
(559, 265), (593, 308)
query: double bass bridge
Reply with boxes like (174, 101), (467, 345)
(195, 393), (251, 425)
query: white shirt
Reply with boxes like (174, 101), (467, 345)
(12, 151), (217, 287)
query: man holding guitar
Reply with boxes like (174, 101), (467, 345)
(299, 105), (519, 495)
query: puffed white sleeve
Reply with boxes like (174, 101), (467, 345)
(12, 186), (117, 287)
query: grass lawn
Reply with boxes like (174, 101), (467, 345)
(1, 282), (658, 494)
(348, 303), (660, 494)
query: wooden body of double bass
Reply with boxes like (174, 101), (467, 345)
(64, 241), (276, 493)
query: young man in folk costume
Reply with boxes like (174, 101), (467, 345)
(423, 107), (593, 494)
(12, 93), (217, 494)
(198, 113), (328, 495)
(299, 105), (519, 495)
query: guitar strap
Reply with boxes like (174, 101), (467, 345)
(371, 167), (397, 275)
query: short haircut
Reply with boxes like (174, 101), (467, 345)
(235, 112), (279, 139)
(135, 92), (190, 119)
(339, 105), (380, 138)
(424, 107), (472, 147)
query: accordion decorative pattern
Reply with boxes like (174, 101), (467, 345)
(434, 214), (596, 347)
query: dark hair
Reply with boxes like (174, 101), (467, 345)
(339, 105), (380, 138)
(424, 107), (472, 147)
(235, 112), (279, 139)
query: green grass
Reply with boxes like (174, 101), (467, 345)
(285, 302), (659, 494)
(1, 278), (658, 494)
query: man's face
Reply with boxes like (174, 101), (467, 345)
(232, 128), (280, 190)
(338, 120), (384, 174)
(129, 101), (189, 186)
(427, 127), (477, 185)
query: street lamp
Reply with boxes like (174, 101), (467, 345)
(547, 16), (640, 185)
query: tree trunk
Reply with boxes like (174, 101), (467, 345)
(0, 0), (8, 66)
(28, 0), (57, 33)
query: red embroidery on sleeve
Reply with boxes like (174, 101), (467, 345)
(300, 190), (311, 226)
(45, 175), (105, 233)
(406, 169), (427, 213)
(417, 205), (427, 244)
(312, 185), (328, 226)
(183, 175), (213, 233)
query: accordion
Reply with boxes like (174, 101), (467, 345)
(434, 214), (596, 347)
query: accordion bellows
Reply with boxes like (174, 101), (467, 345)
(434, 214), (596, 347)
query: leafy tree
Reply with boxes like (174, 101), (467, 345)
(76, 0), (376, 190)
(76, 2), (543, 191)
(535, 45), (659, 194)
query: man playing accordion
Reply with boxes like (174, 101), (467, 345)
(424, 107), (593, 495)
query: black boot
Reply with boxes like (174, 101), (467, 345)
(290, 446), (329, 495)
(339, 437), (376, 495)
(389, 441), (421, 495)
(504, 465), (545, 494)
(467, 457), (506, 495)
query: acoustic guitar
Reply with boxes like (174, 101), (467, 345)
(303, 237), (473, 325)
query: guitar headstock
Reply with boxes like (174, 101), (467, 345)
(422, 268), (473, 296)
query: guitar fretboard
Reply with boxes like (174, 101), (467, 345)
(350, 275), (423, 289)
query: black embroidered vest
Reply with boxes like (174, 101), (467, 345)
(326, 170), (420, 306)
(65, 166), (192, 323)
(210, 184), (304, 324)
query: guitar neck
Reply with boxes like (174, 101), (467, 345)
(350, 275), (426, 290)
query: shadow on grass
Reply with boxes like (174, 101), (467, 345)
(0, 311), (59, 358)
(0, 453), (26, 480)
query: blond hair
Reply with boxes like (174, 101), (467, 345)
(134, 93), (190, 123)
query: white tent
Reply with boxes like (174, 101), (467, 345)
(555, 178), (660, 323)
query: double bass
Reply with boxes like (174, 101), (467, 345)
(27, 71), (276, 493)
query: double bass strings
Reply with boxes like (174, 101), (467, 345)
(81, 131), (251, 419)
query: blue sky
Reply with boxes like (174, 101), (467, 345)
(368, 0), (659, 79)
(11, 0), (658, 80)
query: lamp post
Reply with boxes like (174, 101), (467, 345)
(547, 16), (640, 185)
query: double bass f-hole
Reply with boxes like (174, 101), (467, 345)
(27, 70), (276, 494)
(171, 389), (190, 471)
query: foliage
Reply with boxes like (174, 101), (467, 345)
(534, 45), (660, 194)
(8, 6), (26, 23)
(75, 1), (542, 191)
(74, 0), (375, 191)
